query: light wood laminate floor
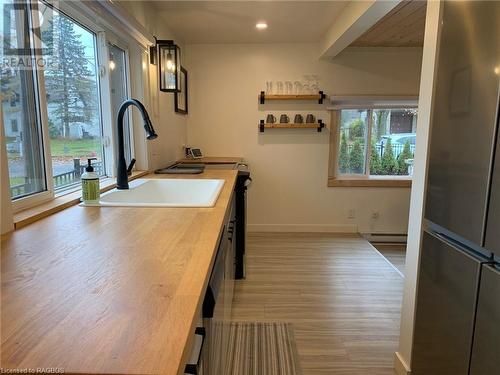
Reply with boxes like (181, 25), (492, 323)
(372, 243), (407, 276)
(232, 233), (403, 375)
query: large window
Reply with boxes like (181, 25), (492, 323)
(330, 104), (417, 187)
(1, 0), (134, 207)
(40, 4), (105, 192)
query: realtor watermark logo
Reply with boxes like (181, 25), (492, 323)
(2, 1), (59, 69)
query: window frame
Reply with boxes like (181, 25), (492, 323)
(53, 1), (137, 182)
(48, 8), (108, 195)
(5, 0), (139, 212)
(98, 34), (135, 177)
(328, 101), (417, 188)
(10, 2), (53, 211)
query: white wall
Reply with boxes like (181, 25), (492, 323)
(185, 43), (422, 233)
(119, 1), (188, 171)
(395, 2), (442, 374)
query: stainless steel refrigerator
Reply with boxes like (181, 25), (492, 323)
(411, 1), (500, 374)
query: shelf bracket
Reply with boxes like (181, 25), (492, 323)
(318, 119), (325, 132)
(259, 91), (266, 104)
(318, 91), (326, 104)
(259, 120), (265, 133)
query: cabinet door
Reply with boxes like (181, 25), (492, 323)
(424, 1), (500, 245)
(206, 199), (236, 375)
(225, 226), (235, 311)
(206, 231), (227, 375)
(224, 198), (236, 320)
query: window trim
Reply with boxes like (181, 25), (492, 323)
(328, 105), (416, 188)
(11, 2), (53, 212)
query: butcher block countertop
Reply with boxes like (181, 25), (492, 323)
(1, 170), (238, 375)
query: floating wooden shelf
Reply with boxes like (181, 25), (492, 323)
(259, 91), (326, 104)
(261, 123), (320, 128)
(259, 120), (325, 133)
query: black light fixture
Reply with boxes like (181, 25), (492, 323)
(149, 38), (181, 93)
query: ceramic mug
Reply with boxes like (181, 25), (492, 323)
(266, 114), (276, 124)
(294, 114), (304, 124)
(306, 114), (316, 123)
(280, 114), (290, 123)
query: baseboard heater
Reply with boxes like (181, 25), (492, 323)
(361, 232), (408, 243)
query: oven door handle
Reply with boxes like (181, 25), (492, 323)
(184, 327), (206, 374)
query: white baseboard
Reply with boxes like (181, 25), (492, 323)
(394, 352), (411, 375)
(247, 224), (358, 233)
(362, 233), (408, 243)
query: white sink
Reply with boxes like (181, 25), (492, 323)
(81, 178), (225, 207)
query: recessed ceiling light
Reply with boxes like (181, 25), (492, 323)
(256, 22), (268, 30)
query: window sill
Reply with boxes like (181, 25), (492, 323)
(328, 177), (412, 188)
(13, 171), (149, 230)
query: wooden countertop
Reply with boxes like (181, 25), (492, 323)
(1, 170), (238, 375)
(177, 156), (243, 164)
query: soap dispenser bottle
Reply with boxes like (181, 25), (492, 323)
(82, 158), (100, 204)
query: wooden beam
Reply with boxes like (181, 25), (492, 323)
(320, 0), (401, 60)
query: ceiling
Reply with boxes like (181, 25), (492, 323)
(151, 1), (349, 44)
(350, 0), (427, 47)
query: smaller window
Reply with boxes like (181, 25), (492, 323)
(329, 102), (417, 187)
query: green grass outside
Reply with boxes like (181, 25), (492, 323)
(10, 177), (25, 186)
(49, 138), (102, 158)
(6, 138), (102, 159)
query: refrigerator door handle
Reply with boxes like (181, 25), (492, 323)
(429, 230), (493, 263)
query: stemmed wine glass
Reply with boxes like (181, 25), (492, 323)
(266, 81), (273, 95)
(294, 81), (302, 95)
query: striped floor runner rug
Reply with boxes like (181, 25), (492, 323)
(209, 322), (302, 375)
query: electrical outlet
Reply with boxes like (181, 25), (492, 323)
(372, 211), (380, 219)
(348, 209), (356, 219)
